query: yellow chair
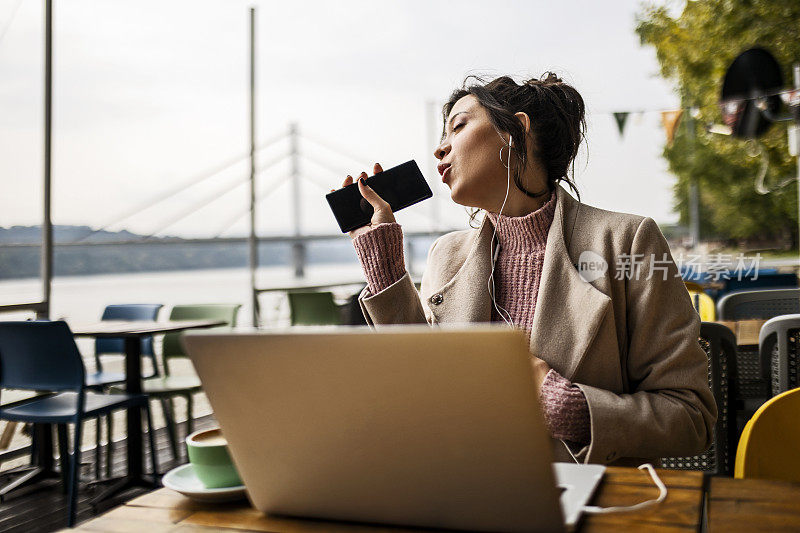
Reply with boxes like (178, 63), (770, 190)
(687, 290), (716, 321)
(734, 387), (800, 482)
(684, 281), (704, 292)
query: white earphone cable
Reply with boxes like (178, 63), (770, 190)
(560, 442), (667, 514)
(488, 135), (514, 327)
(582, 464), (667, 514)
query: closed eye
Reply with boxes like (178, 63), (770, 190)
(454, 123), (464, 131)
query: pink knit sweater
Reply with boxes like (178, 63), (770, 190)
(352, 191), (590, 445)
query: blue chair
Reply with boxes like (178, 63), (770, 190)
(90, 304), (163, 386)
(82, 304), (162, 479)
(0, 321), (158, 527)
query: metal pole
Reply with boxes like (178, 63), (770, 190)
(290, 122), (305, 277)
(793, 64), (800, 272)
(248, 7), (259, 327)
(41, 0), (53, 319)
(687, 111), (700, 249)
(426, 100), (439, 231)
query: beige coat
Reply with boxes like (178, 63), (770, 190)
(358, 183), (717, 466)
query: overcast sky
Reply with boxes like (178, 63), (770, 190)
(0, 0), (685, 238)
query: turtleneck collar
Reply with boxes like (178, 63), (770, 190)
(485, 189), (557, 252)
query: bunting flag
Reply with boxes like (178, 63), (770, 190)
(612, 112), (630, 137)
(719, 99), (745, 129)
(780, 89), (800, 107)
(660, 110), (683, 145)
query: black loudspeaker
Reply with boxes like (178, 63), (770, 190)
(720, 48), (784, 139)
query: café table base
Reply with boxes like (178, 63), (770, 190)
(0, 465), (62, 501)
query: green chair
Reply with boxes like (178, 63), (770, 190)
(287, 291), (342, 325)
(111, 303), (241, 460)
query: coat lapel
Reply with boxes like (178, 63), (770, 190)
(529, 186), (611, 379)
(432, 217), (495, 324)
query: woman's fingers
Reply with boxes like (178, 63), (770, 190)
(337, 163), (380, 192)
(342, 163), (395, 237)
(357, 176), (390, 211)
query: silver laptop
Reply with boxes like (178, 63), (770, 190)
(183, 325), (605, 532)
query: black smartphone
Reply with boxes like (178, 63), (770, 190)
(326, 160), (433, 233)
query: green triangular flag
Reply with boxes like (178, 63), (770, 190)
(613, 112), (630, 137)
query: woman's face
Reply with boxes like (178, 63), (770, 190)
(433, 95), (511, 212)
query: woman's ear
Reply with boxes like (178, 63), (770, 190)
(514, 111), (531, 134)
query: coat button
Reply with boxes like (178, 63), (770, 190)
(429, 293), (444, 305)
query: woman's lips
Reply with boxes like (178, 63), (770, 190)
(442, 166), (451, 182)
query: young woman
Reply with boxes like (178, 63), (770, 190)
(338, 73), (716, 466)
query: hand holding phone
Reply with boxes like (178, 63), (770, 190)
(339, 163), (396, 239)
(327, 160), (433, 235)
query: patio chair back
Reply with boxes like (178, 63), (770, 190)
(662, 322), (738, 475)
(720, 271), (798, 300)
(96, 303), (162, 356)
(735, 387), (800, 482)
(717, 288), (800, 321)
(0, 321), (85, 393)
(287, 291), (341, 325)
(759, 314), (800, 396)
(96, 304), (162, 376)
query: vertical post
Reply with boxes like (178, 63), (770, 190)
(426, 100), (440, 231)
(248, 7), (259, 327)
(290, 122), (305, 277)
(687, 111), (700, 249)
(793, 64), (800, 273)
(41, 0), (53, 319)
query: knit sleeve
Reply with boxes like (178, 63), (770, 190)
(539, 369), (591, 445)
(352, 223), (406, 294)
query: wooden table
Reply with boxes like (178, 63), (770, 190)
(708, 476), (800, 532)
(71, 467), (704, 532)
(70, 320), (226, 500)
(714, 319), (768, 346)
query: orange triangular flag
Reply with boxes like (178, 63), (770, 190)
(660, 110), (683, 145)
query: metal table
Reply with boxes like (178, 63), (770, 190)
(71, 319), (225, 501)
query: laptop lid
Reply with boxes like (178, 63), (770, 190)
(184, 325), (565, 532)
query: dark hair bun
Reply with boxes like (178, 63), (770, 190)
(526, 72), (563, 86)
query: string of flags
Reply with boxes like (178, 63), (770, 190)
(609, 87), (800, 145)
(609, 109), (685, 145)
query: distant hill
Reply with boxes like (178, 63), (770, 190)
(0, 225), (150, 244)
(0, 225), (391, 280)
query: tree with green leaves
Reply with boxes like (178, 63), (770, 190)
(635, 0), (800, 248)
